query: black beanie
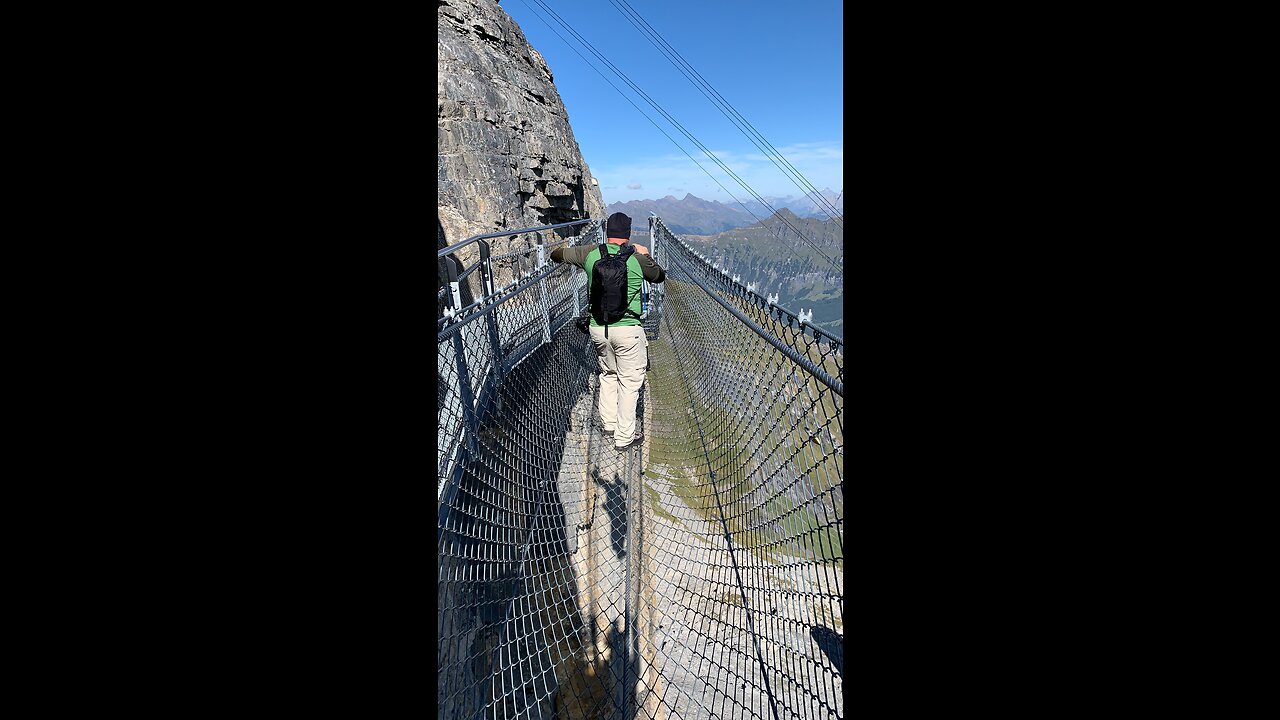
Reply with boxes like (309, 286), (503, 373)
(606, 212), (632, 239)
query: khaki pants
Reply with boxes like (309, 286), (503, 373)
(589, 324), (647, 447)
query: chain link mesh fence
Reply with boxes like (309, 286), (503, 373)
(439, 217), (843, 720)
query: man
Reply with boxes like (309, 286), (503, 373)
(551, 212), (666, 451)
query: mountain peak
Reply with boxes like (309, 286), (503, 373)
(605, 191), (845, 235)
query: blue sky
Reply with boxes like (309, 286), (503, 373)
(500, 0), (844, 206)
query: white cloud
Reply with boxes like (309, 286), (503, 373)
(598, 142), (842, 203)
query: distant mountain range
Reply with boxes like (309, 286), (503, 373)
(678, 208), (844, 336)
(606, 189), (842, 236)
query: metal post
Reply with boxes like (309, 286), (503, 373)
(443, 256), (479, 454)
(535, 232), (551, 345)
(478, 239), (496, 296)
(650, 217), (663, 309)
(448, 265), (464, 313)
(477, 239), (504, 375)
(576, 229), (589, 314)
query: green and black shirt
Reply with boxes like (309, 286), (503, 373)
(551, 242), (666, 327)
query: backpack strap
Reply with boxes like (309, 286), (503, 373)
(620, 244), (642, 320)
(623, 284), (642, 319)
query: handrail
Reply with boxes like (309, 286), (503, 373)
(437, 218), (593, 259)
(654, 217), (844, 345)
(668, 244), (844, 398)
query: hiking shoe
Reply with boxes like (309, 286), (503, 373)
(614, 431), (643, 451)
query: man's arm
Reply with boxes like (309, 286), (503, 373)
(550, 244), (594, 268)
(632, 248), (666, 283)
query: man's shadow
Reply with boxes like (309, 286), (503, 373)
(591, 468), (627, 559)
(810, 625), (843, 678)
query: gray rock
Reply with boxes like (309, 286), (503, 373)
(438, 0), (606, 258)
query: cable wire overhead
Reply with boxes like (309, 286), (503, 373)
(608, 0), (844, 226)
(516, 0), (843, 276)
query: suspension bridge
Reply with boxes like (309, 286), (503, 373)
(438, 216), (844, 720)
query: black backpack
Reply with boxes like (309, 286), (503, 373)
(589, 242), (641, 337)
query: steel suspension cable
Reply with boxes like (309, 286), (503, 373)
(607, 0), (844, 226)
(516, 0), (842, 276)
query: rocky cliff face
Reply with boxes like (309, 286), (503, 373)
(439, 0), (606, 254)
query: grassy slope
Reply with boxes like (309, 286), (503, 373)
(680, 212), (843, 334)
(643, 287), (843, 567)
